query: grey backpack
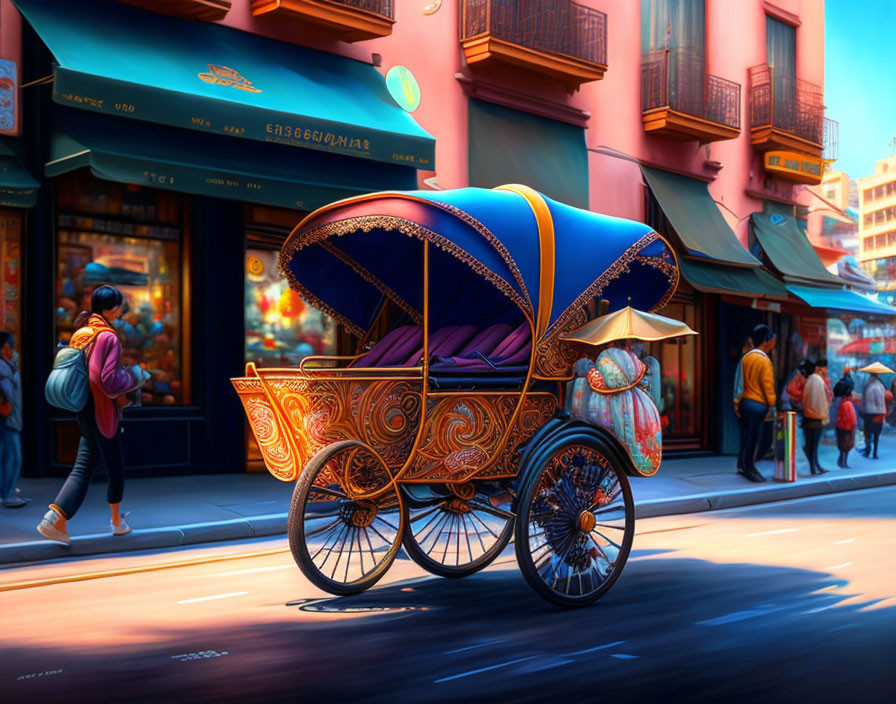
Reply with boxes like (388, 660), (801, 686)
(45, 345), (90, 412)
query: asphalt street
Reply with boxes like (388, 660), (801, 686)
(2, 487), (894, 704)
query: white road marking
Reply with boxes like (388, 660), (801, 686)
(564, 640), (627, 656)
(697, 606), (783, 626)
(211, 565), (293, 577)
(177, 591), (248, 604)
(744, 529), (799, 537)
(444, 639), (502, 655)
(434, 656), (538, 684)
(833, 538), (855, 544)
(824, 562), (854, 570)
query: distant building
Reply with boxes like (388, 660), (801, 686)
(857, 156), (896, 289)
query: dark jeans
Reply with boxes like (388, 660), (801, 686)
(53, 397), (125, 519)
(863, 414), (882, 457)
(738, 399), (767, 473)
(802, 419), (824, 471)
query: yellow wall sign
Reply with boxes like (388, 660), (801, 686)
(385, 66), (421, 113)
(198, 65), (261, 93)
(246, 256), (265, 277)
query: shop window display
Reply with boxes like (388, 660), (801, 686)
(245, 247), (335, 367)
(0, 209), (22, 341)
(55, 225), (184, 405)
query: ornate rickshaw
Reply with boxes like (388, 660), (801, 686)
(232, 185), (681, 607)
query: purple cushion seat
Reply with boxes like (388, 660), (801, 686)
(352, 325), (422, 368)
(431, 322), (532, 372)
(489, 323), (532, 364)
(402, 325), (477, 367)
(456, 323), (513, 358)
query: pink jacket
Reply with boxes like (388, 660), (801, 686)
(71, 315), (140, 439)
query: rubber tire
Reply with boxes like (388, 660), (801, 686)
(288, 440), (404, 596)
(401, 497), (514, 578)
(514, 438), (635, 608)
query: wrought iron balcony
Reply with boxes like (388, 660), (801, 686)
(460, 0), (608, 90)
(640, 51), (741, 142)
(117, 0), (231, 21)
(749, 64), (824, 156)
(823, 117), (839, 163)
(251, 0), (394, 42)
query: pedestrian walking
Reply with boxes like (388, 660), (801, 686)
(834, 373), (857, 469)
(734, 325), (776, 483)
(37, 286), (148, 545)
(802, 363), (830, 475)
(0, 331), (26, 508)
(859, 362), (894, 460)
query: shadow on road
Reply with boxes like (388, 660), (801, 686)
(4, 554), (894, 704)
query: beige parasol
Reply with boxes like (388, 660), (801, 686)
(859, 361), (895, 375)
(559, 306), (699, 347)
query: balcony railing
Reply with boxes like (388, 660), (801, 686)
(461, 0), (607, 68)
(250, 0), (394, 41)
(823, 117), (839, 162)
(326, 0), (392, 19)
(641, 50), (741, 132)
(749, 64), (824, 147)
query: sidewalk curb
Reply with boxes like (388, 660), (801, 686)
(3, 472), (894, 565)
(635, 468), (896, 519)
(0, 513), (288, 565)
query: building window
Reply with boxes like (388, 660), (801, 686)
(825, 189), (836, 200)
(0, 209), (22, 342)
(244, 247), (336, 367)
(876, 185), (885, 199)
(864, 214), (873, 227)
(864, 189), (874, 203)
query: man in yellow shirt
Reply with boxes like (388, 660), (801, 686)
(734, 325), (777, 482)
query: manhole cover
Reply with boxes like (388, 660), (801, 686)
(288, 598), (427, 614)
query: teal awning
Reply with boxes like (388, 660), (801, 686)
(468, 99), (589, 209)
(750, 212), (845, 286)
(786, 285), (896, 316)
(641, 166), (760, 267)
(678, 257), (787, 299)
(0, 141), (39, 208)
(46, 110), (417, 211)
(14, 0), (434, 168)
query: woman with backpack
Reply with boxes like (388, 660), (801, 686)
(37, 286), (148, 545)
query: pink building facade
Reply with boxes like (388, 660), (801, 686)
(3, 0), (841, 473)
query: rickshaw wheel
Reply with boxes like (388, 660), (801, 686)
(515, 439), (634, 608)
(289, 440), (405, 596)
(401, 484), (514, 578)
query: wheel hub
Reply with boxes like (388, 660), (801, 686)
(443, 497), (472, 514)
(340, 500), (378, 528)
(577, 511), (596, 534)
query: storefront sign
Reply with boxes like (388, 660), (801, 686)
(0, 58), (18, 135)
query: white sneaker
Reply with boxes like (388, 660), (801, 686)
(37, 510), (71, 545)
(3, 495), (27, 508)
(111, 511), (131, 536)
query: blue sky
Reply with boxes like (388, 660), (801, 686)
(825, 0), (896, 179)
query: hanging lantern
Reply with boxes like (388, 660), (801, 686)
(278, 288), (305, 319)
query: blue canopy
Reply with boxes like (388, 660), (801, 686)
(14, 0), (434, 168)
(786, 285), (896, 317)
(281, 187), (679, 340)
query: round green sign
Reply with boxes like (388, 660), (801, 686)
(386, 66), (421, 113)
